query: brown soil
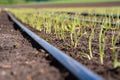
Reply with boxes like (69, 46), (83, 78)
(0, 11), (78, 80)
(0, 1), (120, 8)
(22, 17), (120, 80)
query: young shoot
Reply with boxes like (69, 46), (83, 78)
(111, 31), (120, 68)
(46, 18), (52, 34)
(89, 28), (95, 58)
(74, 28), (80, 48)
(79, 52), (91, 60)
(99, 25), (106, 64)
(69, 18), (80, 48)
(68, 24), (75, 46)
(60, 23), (66, 40)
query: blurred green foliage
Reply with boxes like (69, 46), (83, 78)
(0, 0), (49, 4)
(0, 0), (119, 5)
(0, 0), (25, 4)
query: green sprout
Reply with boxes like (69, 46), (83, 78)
(89, 28), (95, 58)
(14, 42), (20, 48)
(79, 52), (91, 60)
(99, 25), (106, 64)
(111, 31), (120, 68)
(9, 8), (120, 68)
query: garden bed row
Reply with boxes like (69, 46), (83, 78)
(9, 9), (120, 80)
(0, 11), (77, 80)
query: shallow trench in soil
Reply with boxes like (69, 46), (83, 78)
(0, 11), (78, 80)
(21, 15), (120, 80)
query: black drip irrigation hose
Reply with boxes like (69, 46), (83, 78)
(56, 11), (120, 19)
(49, 13), (119, 26)
(69, 16), (118, 26)
(7, 12), (104, 80)
(80, 12), (120, 19)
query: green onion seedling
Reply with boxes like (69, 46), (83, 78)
(111, 31), (120, 68)
(99, 25), (106, 64)
(89, 28), (95, 58)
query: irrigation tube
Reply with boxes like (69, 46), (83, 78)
(81, 12), (120, 19)
(56, 11), (120, 19)
(8, 12), (104, 80)
(50, 14), (119, 26)
(74, 16), (118, 26)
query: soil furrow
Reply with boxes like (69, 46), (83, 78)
(23, 15), (120, 80)
(0, 11), (76, 80)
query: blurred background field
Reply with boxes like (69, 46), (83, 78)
(0, 0), (120, 5)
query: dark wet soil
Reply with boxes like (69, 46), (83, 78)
(0, 11), (78, 80)
(1, 1), (119, 80)
(23, 17), (120, 80)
